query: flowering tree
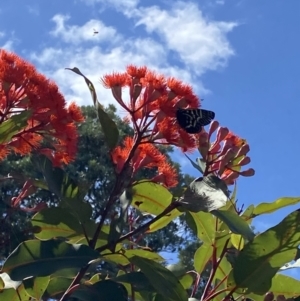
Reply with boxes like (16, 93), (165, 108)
(0, 50), (300, 301)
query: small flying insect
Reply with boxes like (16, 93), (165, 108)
(93, 29), (99, 36)
(176, 108), (215, 134)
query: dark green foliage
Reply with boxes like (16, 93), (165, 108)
(0, 105), (192, 261)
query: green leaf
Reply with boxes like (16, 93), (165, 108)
(280, 258), (300, 270)
(214, 257), (231, 282)
(231, 209), (300, 294)
(194, 243), (213, 274)
(31, 207), (83, 240)
(2, 239), (99, 281)
(131, 181), (173, 215)
(0, 110), (32, 143)
(114, 271), (155, 292)
(212, 209), (255, 241)
(214, 228), (231, 258)
(70, 280), (128, 301)
(231, 233), (244, 250)
(0, 284), (31, 301)
(245, 274), (300, 300)
(125, 249), (164, 262)
(190, 211), (215, 243)
(179, 274), (194, 290)
(241, 204), (255, 223)
(184, 154), (203, 173)
(148, 209), (182, 232)
(253, 197), (300, 216)
(23, 276), (50, 299)
(97, 105), (119, 149)
(66, 67), (119, 149)
(102, 249), (164, 268)
(43, 277), (73, 299)
(129, 255), (189, 301)
(32, 155), (64, 197)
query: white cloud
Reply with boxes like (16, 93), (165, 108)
(0, 40), (15, 51)
(27, 5), (40, 16)
(50, 14), (121, 45)
(28, 1), (237, 110)
(80, 0), (139, 11)
(131, 2), (237, 75)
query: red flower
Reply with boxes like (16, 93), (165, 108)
(111, 136), (178, 188)
(101, 65), (202, 153)
(198, 121), (255, 185)
(0, 50), (84, 165)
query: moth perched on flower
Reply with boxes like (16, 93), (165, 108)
(102, 65), (215, 188)
(176, 108), (215, 134)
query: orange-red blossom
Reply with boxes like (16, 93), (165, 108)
(102, 65), (206, 188)
(0, 50), (84, 166)
(198, 120), (255, 185)
(102, 65), (254, 187)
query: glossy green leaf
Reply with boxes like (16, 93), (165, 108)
(32, 155), (64, 197)
(190, 211), (215, 243)
(104, 249), (167, 274)
(2, 239), (99, 281)
(232, 209), (300, 294)
(280, 258), (300, 270)
(214, 257), (231, 282)
(129, 255), (188, 301)
(245, 274), (300, 300)
(70, 280), (128, 301)
(43, 277), (73, 299)
(194, 243), (213, 274)
(23, 276), (50, 299)
(148, 208), (182, 232)
(97, 106), (119, 149)
(241, 204), (255, 223)
(102, 253), (130, 266)
(114, 271), (155, 292)
(231, 233), (244, 250)
(113, 271), (148, 300)
(66, 67), (119, 149)
(131, 181), (173, 215)
(214, 228), (231, 259)
(179, 274), (194, 290)
(184, 154), (203, 173)
(0, 110), (31, 143)
(0, 284), (31, 301)
(31, 207), (83, 239)
(212, 209), (255, 241)
(33, 155), (90, 214)
(126, 249), (164, 262)
(253, 197), (300, 216)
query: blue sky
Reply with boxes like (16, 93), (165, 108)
(1, 0), (300, 278)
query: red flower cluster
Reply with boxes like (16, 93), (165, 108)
(102, 65), (201, 152)
(111, 137), (178, 187)
(0, 50), (84, 166)
(198, 120), (255, 184)
(102, 65), (206, 188)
